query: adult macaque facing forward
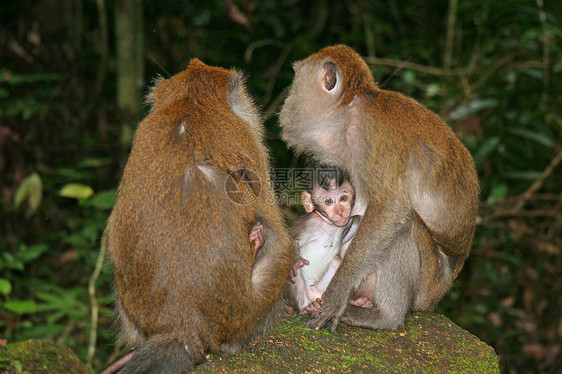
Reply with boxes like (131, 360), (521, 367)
(279, 45), (479, 332)
(106, 59), (294, 373)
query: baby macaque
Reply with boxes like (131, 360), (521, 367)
(287, 167), (362, 314)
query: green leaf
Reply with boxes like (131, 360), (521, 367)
(22, 104), (42, 120)
(472, 303), (488, 314)
(520, 68), (542, 80)
(18, 244), (49, 262)
(13, 360), (22, 373)
(3, 72), (62, 85)
(13, 172), (43, 212)
(493, 252), (523, 267)
(35, 287), (88, 321)
(450, 99), (497, 120)
(504, 171), (542, 180)
(89, 190), (117, 210)
(3, 300), (38, 315)
(473, 137), (500, 166)
(2, 252), (24, 271)
(58, 183), (94, 199)
(64, 233), (88, 247)
(57, 168), (91, 179)
(21, 323), (65, 338)
(402, 70), (415, 88)
(507, 128), (554, 148)
(425, 83), (440, 98)
(78, 157), (112, 168)
(487, 184), (508, 204)
(0, 279), (12, 296)
(120, 124), (134, 147)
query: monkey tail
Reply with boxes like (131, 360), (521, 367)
(117, 335), (194, 374)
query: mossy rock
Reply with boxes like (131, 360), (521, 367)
(197, 312), (499, 373)
(0, 313), (498, 373)
(0, 339), (92, 374)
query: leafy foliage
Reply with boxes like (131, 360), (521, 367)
(0, 0), (560, 372)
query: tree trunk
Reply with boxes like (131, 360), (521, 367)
(115, 0), (144, 119)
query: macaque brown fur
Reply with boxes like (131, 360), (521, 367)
(280, 45), (479, 332)
(106, 59), (294, 372)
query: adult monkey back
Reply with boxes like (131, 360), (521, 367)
(106, 59), (294, 372)
(279, 45), (479, 332)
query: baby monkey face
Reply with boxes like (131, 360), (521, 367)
(311, 180), (354, 227)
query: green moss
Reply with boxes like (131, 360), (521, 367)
(196, 313), (499, 373)
(0, 339), (92, 374)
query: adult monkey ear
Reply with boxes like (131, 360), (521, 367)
(302, 191), (315, 213)
(320, 61), (339, 93)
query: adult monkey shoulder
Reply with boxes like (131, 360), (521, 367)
(279, 45), (479, 332)
(105, 59), (294, 373)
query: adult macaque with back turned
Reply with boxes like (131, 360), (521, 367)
(279, 45), (479, 332)
(105, 59), (294, 373)
(287, 167), (362, 314)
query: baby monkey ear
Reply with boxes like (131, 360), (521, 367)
(302, 191), (315, 213)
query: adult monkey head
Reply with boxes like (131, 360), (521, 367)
(279, 45), (479, 332)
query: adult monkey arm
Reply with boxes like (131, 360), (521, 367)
(306, 201), (416, 332)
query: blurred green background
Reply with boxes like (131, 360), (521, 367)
(0, 0), (560, 373)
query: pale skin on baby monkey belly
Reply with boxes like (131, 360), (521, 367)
(293, 255), (375, 314)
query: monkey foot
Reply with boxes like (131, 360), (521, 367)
(304, 299), (323, 315)
(284, 304), (297, 315)
(350, 297), (374, 308)
(249, 223), (264, 254)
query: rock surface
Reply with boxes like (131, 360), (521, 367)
(198, 312), (499, 373)
(0, 313), (499, 373)
(0, 338), (92, 374)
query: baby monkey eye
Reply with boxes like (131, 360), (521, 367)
(340, 195), (348, 202)
(325, 198), (334, 205)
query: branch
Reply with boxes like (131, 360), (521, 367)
(264, 89), (287, 122)
(481, 149), (562, 224)
(363, 56), (464, 76)
(225, 0), (251, 30)
(510, 148), (562, 214)
(536, 0), (550, 99)
(244, 39), (284, 63)
(443, 0), (458, 69)
(262, 44), (292, 108)
(80, 0), (108, 126)
(87, 231), (108, 367)
(469, 53), (517, 92)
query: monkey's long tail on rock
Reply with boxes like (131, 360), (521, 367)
(114, 335), (193, 374)
(99, 350), (135, 374)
